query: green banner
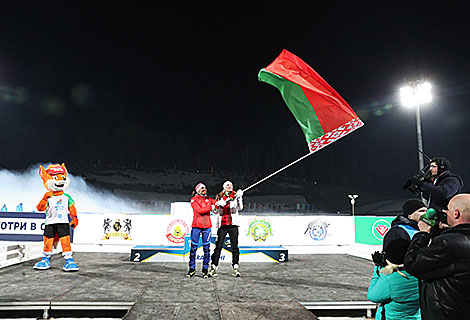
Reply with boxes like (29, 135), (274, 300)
(355, 216), (395, 245)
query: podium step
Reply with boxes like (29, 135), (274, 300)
(131, 242), (288, 263)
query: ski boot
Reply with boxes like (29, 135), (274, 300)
(186, 268), (196, 278)
(33, 257), (51, 270)
(232, 264), (241, 277)
(208, 264), (218, 277)
(202, 269), (209, 279)
(63, 258), (79, 272)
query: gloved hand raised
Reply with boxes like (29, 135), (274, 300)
(236, 189), (244, 198)
(411, 176), (423, 187)
(216, 199), (227, 207)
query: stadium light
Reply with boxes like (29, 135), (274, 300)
(399, 81), (432, 170)
(348, 194), (359, 216)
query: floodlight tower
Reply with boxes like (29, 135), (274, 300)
(399, 81), (432, 171)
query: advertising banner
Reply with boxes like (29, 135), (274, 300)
(354, 216), (395, 245)
(0, 213), (46, 241)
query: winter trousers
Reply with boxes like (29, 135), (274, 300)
(211, 225), (239, 267)
(189, 227), (211, 270)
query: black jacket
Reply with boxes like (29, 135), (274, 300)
(382, 215), (419, 248)
(403, 223), (470, 320)
(420, 171), (463, 211)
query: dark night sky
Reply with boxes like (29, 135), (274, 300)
(0, 3), (469, 198)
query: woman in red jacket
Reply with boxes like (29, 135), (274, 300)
(186, 183), (216, 278)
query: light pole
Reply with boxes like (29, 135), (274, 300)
(348, 194), (359, 216)
(399, 81), (432, 171)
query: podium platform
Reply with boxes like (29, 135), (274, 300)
(131, 236), (288, 263)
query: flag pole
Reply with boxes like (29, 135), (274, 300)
(242, 151), (315, 193)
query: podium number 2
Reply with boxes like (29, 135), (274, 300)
(134, 252), (141, 262)
(279, 253), (285, 262)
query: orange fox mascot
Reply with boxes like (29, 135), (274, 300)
(33, 163), (79, 271)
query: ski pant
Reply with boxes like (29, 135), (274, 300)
(189, 227), (211, 270)
(211, 225), (239, 267)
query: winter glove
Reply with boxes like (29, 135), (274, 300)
(411, 176), (423, 187)
(216, 199), (227, 207)
(70, 216), (79, 229)
(236, 189), (244, 198)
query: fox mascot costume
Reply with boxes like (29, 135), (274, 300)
(33, 163), (79, 271)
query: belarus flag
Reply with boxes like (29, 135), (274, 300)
(259, 49), (364, 153)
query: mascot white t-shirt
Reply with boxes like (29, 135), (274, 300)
(45, 194), (75, 225)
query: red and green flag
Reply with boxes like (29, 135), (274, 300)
(258, 49), (364, 153)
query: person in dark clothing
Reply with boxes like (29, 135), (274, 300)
(372, 199), (424, 275)
(380, 199), (426, 249)
(412, 157), (463, 212)
(404, 193), (470, 320)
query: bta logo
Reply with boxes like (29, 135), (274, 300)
(196, 255), (225, 261)
(372, 220), (391, 241)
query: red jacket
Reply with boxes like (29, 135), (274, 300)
(190, 194), (216, 228)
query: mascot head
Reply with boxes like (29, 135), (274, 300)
(39, 163), (70, 192)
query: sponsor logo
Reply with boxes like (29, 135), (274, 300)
(54, 198), (65, 211)
(247, 219), (273, 241)
(372, 219), (391, 241)
(102, 218), (132, 240)
(166, 219), (189, 244)
(305, 219), (329, 241)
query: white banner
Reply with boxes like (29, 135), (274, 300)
(72, 204), (355, 248)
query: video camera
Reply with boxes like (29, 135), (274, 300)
(403, 149), (434, 194)
(403, 164), (432, 194)
(372, 251), (387, 268)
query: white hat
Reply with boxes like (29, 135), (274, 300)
(195, 183), (206, 193)
(223, 181), (233, 189)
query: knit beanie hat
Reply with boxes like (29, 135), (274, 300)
(384, 238), (410, 265)
(195, 183), (206, 194)
(223, 181), (232, 189)
(401, 199), (426, 216)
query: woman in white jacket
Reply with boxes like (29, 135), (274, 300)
(209, 181), (243, 277)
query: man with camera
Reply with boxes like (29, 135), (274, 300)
(410, 157), (463, 211)
(404, 193), (470, 320)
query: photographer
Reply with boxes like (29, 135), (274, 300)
(368, 235), (421, 319)
(384, 199), (426, 243)
(404, 194), (470, 320)
(367, 199), (425, 319)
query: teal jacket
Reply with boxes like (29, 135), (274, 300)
(367, 266), (420, 320)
